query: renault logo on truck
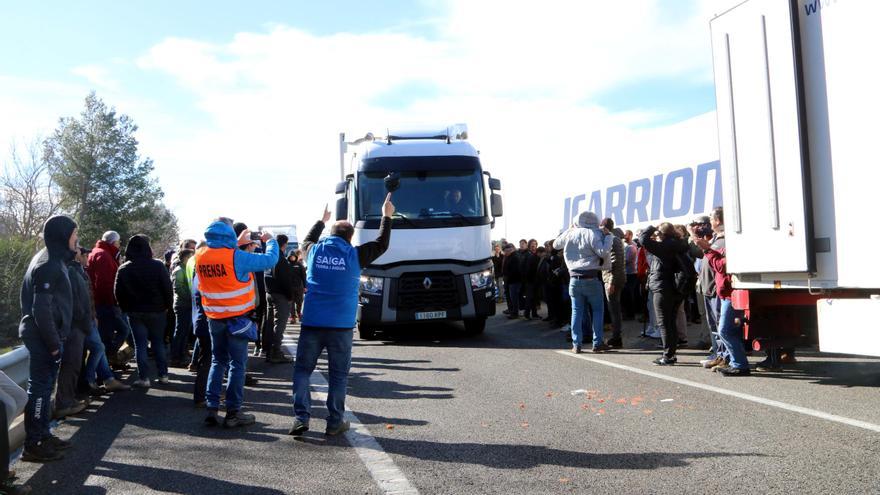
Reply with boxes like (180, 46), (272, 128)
(423, 277), (432, 290)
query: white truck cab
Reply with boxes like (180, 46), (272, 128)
(334, 124), (504, 339)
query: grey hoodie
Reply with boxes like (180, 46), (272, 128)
(552, 211), (614, 275)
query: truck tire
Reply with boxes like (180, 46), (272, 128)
(358, 325), (377, 340)
(463, 318), (486, 335)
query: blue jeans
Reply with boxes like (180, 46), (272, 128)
(569, 277), (605, 348)
(96, 304), (131, 358)
(703, 295), (727, 359)
(206, 318), (250, 412)
(21, 326), (60, 447)
(84, 322), (115, 384)
(128, 311), (169, 380)
(293, 327), (353, 428)
(171, 306), (192, 362)
(718, 299), (749, 369)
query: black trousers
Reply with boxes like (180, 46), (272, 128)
(653, 289), (683, 360)
(193, 333), (213, 404)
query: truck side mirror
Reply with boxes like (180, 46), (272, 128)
(488, 178), (502, 191)
(335, 181), (347, 194)
(335, 197), (348, 221)
(491, 193), (503, 217)
(384, 172), (400, 193)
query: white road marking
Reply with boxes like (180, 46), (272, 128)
(283, 337), (419, 495)
(557, 350), (880, 433)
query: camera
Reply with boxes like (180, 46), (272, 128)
(693, 224), (713, 238)
(250, 231), (263, 241)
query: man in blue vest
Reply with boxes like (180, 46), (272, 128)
(290, 194), (394, 436)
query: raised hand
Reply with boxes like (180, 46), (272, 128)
(382, 193), (395, 218)
(322, 203), (332, 223)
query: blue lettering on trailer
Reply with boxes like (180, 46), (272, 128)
(561, 160), (723, 230)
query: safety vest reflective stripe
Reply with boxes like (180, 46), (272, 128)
(202, 302), (255, 314)
(194, 246), (256, 320)
(201, 286), (253, 299)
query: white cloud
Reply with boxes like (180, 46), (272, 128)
(71, 64), (120, 91)
(2, 0), (721, 243)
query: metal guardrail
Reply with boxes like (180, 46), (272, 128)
(0, 346), (29, 453)
(0, 346), (30, 389)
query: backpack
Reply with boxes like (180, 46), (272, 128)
(673, 252), (698, 297)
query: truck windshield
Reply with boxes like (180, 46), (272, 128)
(357, 168), (485, 222)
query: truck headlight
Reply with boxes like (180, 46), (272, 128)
(469, 269), (493, 289)
(359, 275), (384, 295)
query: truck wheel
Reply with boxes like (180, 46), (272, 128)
(463, 318), (486, 335)
(358, 326), (377, 340)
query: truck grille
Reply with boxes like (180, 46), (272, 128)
(396, 272), (460, 310)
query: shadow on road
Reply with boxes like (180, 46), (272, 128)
(372, 437), (766, 470)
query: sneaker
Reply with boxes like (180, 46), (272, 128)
(288, 419), (310, 436)
(592, 343), (612, 353)
(224, 411), (256, 428)
(325, 420), (351, 436)
(87, 383), (107, 397)
(104, 379), (131, 392)
(606, 337), (623, 349)
(652, 357), (677, 366)
(187, 363), (198, 373)
(21, 442), (63, 463)
(712, 362), (730, 372)
(157, 375), (170, 384)
(571, 345), (582, 354)
(133, 379), (151, 388)
(46, 435), (72, 451)
(755, 359), (782, 372)
(54, 401), (87, 419)
(204, 409), (220, 426)
(779, 352), (797, 364)
(718, 366), (751, 377)
(701, 356), (725, 369)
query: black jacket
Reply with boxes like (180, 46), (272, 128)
(521, 250), (539, 284)
(301, 217), (392, 268)
(290, 261), (306, 290)
(68, 261), (94, 333)
(114, 235), (173, 313)
(502, 251), (523, 283)
(638, 227), (689, 293)
(265, 251), (295, 299)
(19, 215), (78, 354)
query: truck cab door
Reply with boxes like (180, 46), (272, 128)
(711, 0), (815, 274)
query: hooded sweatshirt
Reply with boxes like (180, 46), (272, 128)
(552, 211), (614, 275)
(88, 239), (120, 306)
(19, 215), (78, 354)
(114, 235), (173, 313)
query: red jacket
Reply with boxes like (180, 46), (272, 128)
(704, 247), (733, 300)
(88, 240), (120, 306)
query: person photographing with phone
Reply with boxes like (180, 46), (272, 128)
(196, 218), (278, 428)
(289, 193), (395, 437)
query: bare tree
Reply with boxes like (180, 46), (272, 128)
(0, 138), (61, 240)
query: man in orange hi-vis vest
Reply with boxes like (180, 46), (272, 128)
(195, 217), (278, 428)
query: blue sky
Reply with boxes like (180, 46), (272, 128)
(0, 0), (720, 241)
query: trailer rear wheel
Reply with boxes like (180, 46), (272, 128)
(463, 318), (486, 335)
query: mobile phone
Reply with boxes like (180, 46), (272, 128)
(250, 231), (263, 241)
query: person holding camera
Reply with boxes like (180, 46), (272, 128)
(553, 211), (614, 354)
(196, 218), (278, 428)
(289, 194), (394, 437)
(638, 223), (690, 365)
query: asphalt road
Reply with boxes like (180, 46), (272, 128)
(15, 307), (880, 494)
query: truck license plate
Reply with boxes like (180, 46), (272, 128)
(415, 311), (447, 320)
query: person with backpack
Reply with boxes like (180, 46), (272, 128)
(638, 223), (692, 365)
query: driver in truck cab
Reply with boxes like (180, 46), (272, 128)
(289, 193), (395, 437)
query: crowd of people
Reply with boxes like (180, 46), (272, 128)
(495, 206), (779, 376)
(9, 193), (397, 494)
